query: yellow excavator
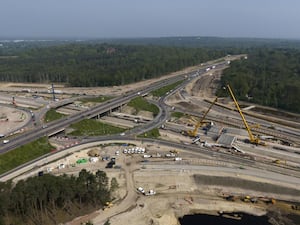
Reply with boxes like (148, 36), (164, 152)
(226, 84), (262, 145)
(183, 97), (218, 137)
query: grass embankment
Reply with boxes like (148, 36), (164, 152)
(69, 119), (125, 136)
(138, 128), (160, 138)
(171, 111), (185, 118)
(79, 96), (113, 103)
(0, 137), (54, 175)
(45, 109), (66, 123)
(151, 80), (183, 97)
(127, 96), (159, 116)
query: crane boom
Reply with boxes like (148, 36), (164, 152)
(226, 85), (259, 144)
(188, 97), (218, 137)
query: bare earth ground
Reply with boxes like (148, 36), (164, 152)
(10, 138), (300, 225)
(0, 106), (30, 135)
(166, 68), (223, 111)
(51, 142), (300, 225)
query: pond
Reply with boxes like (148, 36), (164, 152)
(179, 212), (272, 225)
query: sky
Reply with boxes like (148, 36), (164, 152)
(0, 0), (300, 39)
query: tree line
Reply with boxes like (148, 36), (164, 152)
(217, 48), (300, 113)
(1, 39), (300, 113)
(0, 43), (225, 87)
(0, 169), (114, 225)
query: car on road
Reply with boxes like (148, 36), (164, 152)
(3, 139), (9, 144)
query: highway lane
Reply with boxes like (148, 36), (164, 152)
(4, 54), (300, 222)
(0, 62), (188, 153)
(171, 65), (300, 143)
(126, 77), (189, 136)
(0, 56), (258, 176)
(1, 56), (228, 153)
(2, 132), (300, 181)
(171, 88), (300, 145)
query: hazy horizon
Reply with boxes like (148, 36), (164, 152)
(1, 35), (300, 41)
(1, 0), (300, 40)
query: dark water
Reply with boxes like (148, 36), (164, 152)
(179, 212), (272, 225)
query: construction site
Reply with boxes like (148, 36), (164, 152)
(1, 56), (300, 225)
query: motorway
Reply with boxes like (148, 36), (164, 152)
(1, 55), (298, 176)
(0, 70), (185, 153)
(169, 75), (300, 146)
(1, 55), (299, 179)
(0, 56), (244, 179)
(0, 57), (234, 155)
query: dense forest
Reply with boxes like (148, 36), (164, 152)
(0, 169), (113, 225)
(97, 36), (300, 49)
(0, 37), (300, 112)
(0, 43), (225, 86)
(218, 48), (300, 113)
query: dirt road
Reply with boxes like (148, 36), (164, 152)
(67, 157), (138, 225)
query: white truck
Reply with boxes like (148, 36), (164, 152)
(137, 187), (145, 194)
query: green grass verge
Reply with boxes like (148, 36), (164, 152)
(79, 96), (113, 103)
(45, 108), (66, 123)
(138, 128), (160, 138)
(151, 80), (183, 97)
(0, 137), (54, 175)
(127, 97), (159, 116)
(171, 111), (185, 118)
(69, 119), (126, 136)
